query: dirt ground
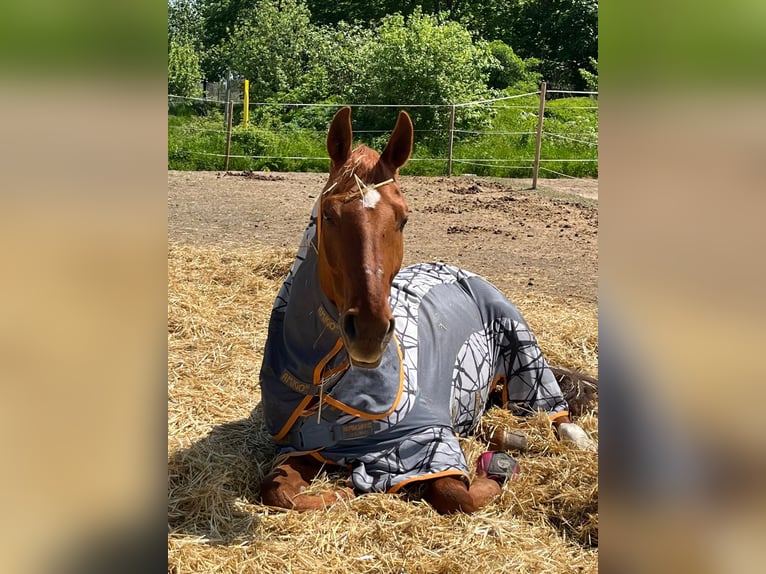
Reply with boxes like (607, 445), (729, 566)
(168, 171), (598, 304)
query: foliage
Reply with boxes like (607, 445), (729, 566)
(197, 0), (256, 62)
(168, 41), (203, 97)
(349, 9), (496, 135)
(221, 0), (315, 101)
(302, 0), (598, 91)
(505, 0), (598, 90)
(449, 0), (597, 90)
(168, 0), (204, 49)
(283, 22), (373, 105)
(579, 57), (598, 91)
(451, 0), (521, 43)
(487, 40), (541, 91)
(196, 0), (258, 80)
(306, 0), (422, 26)
(188, 0), (598, 92)
(167, 0), (598, 177)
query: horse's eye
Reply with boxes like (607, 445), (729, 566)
(322, 212), (334, 225)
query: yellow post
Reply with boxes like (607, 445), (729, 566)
(243, 79), (249, 127)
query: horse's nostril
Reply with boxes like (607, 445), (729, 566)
(387, 318), (396, 338)
(342, 314), (357, 342)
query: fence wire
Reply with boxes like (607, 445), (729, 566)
(168, 88), (598, 179)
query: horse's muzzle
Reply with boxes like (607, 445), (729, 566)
(340, 311), (396, 369)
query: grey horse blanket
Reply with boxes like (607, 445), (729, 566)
(259, 202), (568, 493)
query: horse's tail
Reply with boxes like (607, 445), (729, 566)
(549, 366), (598, 417)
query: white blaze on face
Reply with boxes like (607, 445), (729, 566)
(364, 266), (384, 279)
(361, 187), (381, 209)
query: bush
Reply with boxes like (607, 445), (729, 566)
(579, 57), (598, 91)
(349, 9), (496, 136)
(168, 41), (203, 98)
(487, 41), (540, 91)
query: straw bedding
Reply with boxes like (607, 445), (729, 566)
(168, 243), (598, 573)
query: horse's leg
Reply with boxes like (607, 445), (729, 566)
(477, 426), (529, 451)
(553, 416), (597, 452)
(260, 455), (355, 511)
(424, 474), (501, 514)
(549, 367), (598, 451)
(478, 412), (595, 452)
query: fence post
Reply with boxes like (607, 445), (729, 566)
(224, 100), (234, 172)
(447, 104), (456, 176)
(532, 80), (547, 190)
(243, 80), (249, 127)
(224, 70), (232, 126)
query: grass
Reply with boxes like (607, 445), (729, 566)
(167, 95), (598, 177)
(450, 95), (598, 178)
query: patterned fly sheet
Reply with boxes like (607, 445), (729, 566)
(259, 200), (569, 493)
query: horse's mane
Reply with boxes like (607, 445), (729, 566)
(325, 145), (393, 200)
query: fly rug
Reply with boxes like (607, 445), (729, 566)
(259, 107), (596, 514)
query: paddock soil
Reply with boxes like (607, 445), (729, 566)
(168, 171), (598, 303)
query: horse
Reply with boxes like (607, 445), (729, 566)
(258, 107), (596, 514)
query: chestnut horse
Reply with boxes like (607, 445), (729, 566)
(258, 107), (595, 514)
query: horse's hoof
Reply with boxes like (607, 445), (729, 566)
(477, 451), (519, 484)
(557, 422), (597, 452)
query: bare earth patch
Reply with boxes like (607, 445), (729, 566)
(168, 171), (597, 303)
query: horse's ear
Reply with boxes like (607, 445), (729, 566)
(327, 106), (353, 168)
(380, 110), (413, 170)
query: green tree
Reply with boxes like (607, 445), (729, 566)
(168, 0), (204, 49)
(451, 0), (521, 41)
(304, 1), (473, 26)
(196, 0), (257, 79)
(450, 0), (597, 90)
(197, 0), (254, 50)
(222, 0), (315, 100)
(350, 9), (496, 134)
(284, 22), (373, 104)
(168, 41), (203, 97)
(306, 0), (420, 26)
(506, 0), (597, 90)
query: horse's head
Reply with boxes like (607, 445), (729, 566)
(317, 107), (413, 368)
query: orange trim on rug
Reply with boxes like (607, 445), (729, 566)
(313, 338), (344, 385)
(272, 449), (324, 467)
(309, 451), (348, 467)
(388, 470), (470, 493)
(320, 360), (349, 383)
(273, 395), (313, 442)
(549, 410), (570, 422)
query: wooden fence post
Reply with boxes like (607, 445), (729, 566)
(447, 104), (456, 176)
(224, 70), (232, 126)
(224, 100), (234, 172)
(532, 80), (547, 190)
